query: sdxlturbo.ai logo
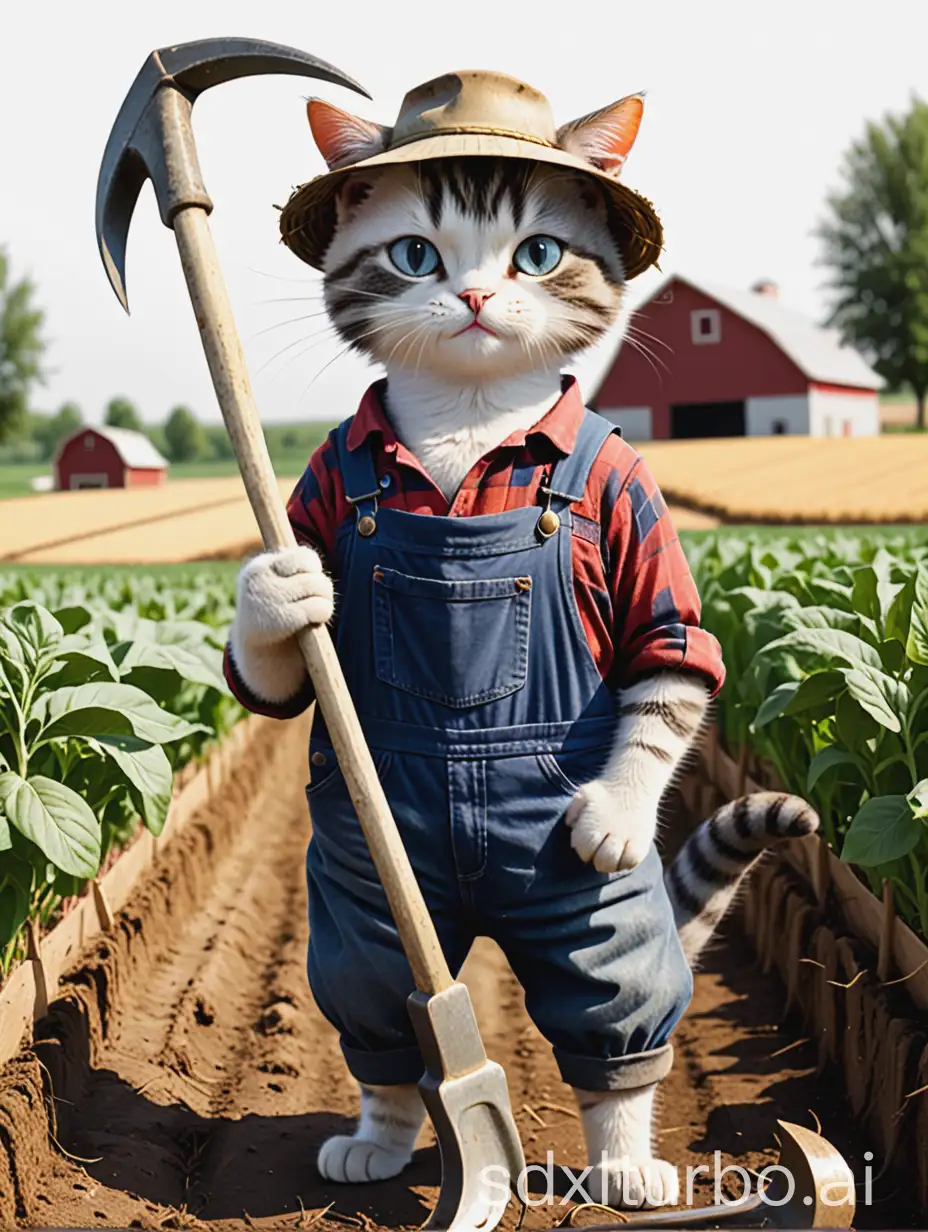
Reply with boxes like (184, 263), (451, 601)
(480, 1151), (872, 1210)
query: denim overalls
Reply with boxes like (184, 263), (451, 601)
(305, 408), (692, 1092)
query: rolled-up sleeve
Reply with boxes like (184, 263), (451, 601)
(605, 455), (725, 696)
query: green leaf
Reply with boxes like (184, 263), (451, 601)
(754, 682), (800, 728)
(117, 639), (226, 693)
(6, 603), (63, 659)
(94, 736), (173, 836)
(835, 689), (879, 750)
(843, 667), (909, 732)
(0, 772), (100, 878)
(851, 566), (880, 623)
(46, 636), (118, 686)
(53, 605), (93, 635)
(878, 638), (907, 675)
(0, 852), (33, 949)
(807, 746), (859, 793)
(886, 574), (915, 646)
(841, 795), (923, 868)
(756, 627), (884, 673)
(785, 670), (847, 714)
(906, 563), (928, 665)
(782, 605), (870, 638)
(725, 587), (800, 618)
(37, 682), (206, 746)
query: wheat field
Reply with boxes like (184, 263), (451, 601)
(638, 435), (928, 524)
(1, 434), (924, 564)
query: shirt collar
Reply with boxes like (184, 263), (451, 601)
(345, 375), (586, 456)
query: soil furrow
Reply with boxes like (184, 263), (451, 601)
(2, 727), (918, 1230)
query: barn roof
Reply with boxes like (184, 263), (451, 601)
(66, 426), (169, 470)
(647, 275), (885, 391)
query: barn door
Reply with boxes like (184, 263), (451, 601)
(669, 401), (746, 439)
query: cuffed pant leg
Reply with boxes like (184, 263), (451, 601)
(305, 752), (471, 1086)
(499, 845), (693, 1092)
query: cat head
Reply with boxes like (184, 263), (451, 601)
(307, 94), (646, 383)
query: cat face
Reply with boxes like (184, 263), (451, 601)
(321, 158), (626, 381)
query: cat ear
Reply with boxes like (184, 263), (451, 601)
(556, 93), (645, 178)
(307, 98), (392, 171)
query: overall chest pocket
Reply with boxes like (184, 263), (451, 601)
(372, 567), (532, 708)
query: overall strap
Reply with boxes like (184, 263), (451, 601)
(335, 417), (381, 535)
(545, 410), (620, 505)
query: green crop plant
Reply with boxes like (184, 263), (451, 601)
(0, 570), (241, 977)
(688, 533), (928, 938)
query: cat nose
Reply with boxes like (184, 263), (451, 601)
(458, 289), (495, 315)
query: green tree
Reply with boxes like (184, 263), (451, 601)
(0, 249), (46, 443)
(34, 402), (82, 459)
(818, 96), (928, 430)
(164, 404), (205, 462)
(105, 396), (142, 432)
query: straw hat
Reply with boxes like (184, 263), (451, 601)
(279, 70), (663, 280)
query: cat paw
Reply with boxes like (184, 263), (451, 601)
(587, 1156), (679, 1209)
(565, 780), (655, 872)
(317, 1135), (413, 1184)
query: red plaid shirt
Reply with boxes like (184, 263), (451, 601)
(224, 377), (724, 717)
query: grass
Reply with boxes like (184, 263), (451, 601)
(0, 464), (50, 499)
(0, 561), (241, 581)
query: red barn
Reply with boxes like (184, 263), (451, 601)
(54, 427), (168, 491)
(590, 275), (883, 440)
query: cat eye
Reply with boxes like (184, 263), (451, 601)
(388, 236), (440, 278)
(513, 235), (563, 277)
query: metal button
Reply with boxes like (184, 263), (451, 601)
(357, 514), (377, 537)
(311, 751), (327, 767)
(379, 473), (392, 490)
(537, 509), (560, 537)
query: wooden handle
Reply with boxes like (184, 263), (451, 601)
(172, 205), (454, 996)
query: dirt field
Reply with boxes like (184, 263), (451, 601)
(0, 716), (918, 1231)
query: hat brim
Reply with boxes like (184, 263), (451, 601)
(278, 132), (663, 281)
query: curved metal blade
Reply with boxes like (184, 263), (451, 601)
(161, 37), (371, 99)
(96, 36), (370, 312)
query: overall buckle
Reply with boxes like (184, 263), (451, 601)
(346, 488), (380, 537)
(536, 472), (561, 539)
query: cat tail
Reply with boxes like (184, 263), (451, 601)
(664, 792), (819, 967)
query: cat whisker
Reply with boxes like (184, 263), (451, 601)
(625, 314), (675, 355)
(248, 311), (335, 341)
(623, 323), (671, 372)
(296, 316), (424, 405)
(254, 325), (342, 381)
(623, 333), (668, 384)
(245, 266), (322, 285)
(385, 321), (433, 368)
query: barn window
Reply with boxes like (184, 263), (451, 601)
(691, 309), (721, 344)
(84, 433), (96, 450)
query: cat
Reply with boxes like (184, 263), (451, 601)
(227, 88), (819, 1210)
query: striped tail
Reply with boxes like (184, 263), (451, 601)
(664, 792), (819, 966)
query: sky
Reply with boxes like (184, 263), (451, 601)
(2, 0), (926, 426)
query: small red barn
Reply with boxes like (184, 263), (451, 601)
(54, 427), (168, 491)
(591, 275), (883, 440)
